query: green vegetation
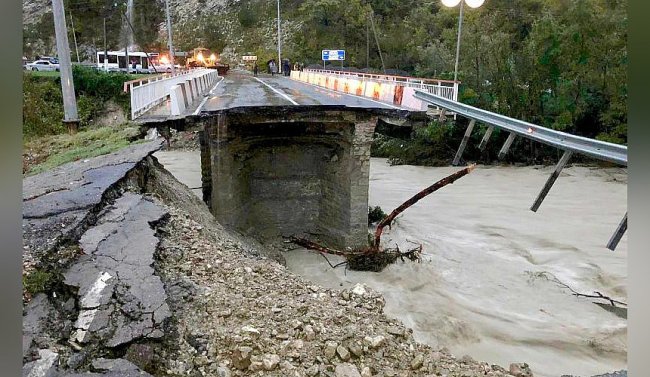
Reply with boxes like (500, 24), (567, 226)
(24, 123), (141, 175)
(23, 72), (66, 138)
(23, 66), (134, 140)
(26, 70), (61, 78)
(372, 119), (593, 166)
(22, 270), (55, 297)
(368, 206), (387, 225)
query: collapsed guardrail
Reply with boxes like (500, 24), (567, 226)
(414, 90), (628, 251)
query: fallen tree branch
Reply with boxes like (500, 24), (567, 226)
(285, 236), (357, 257)
(538, 271), (627, 307)
(373, 164), (476, 249)
(285, 166), (475, 271)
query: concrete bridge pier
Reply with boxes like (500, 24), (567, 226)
(199, 107), (378, 249)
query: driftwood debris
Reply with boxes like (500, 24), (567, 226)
(373, 164), (476, 248)
(539, 271), (627, 307)
(287, 164), (476, 271)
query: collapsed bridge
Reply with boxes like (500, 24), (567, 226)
(195, 106), (426, 248)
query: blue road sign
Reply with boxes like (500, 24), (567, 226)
(322, 50), (345, 61)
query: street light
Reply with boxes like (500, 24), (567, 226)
(442, 0), (485, 84)
(277, 0), (282, 74)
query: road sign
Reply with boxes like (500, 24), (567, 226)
(322, 50), (345, 61)
(242, 55), (258, 61)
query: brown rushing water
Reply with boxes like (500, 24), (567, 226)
(156, 151), (627, 377)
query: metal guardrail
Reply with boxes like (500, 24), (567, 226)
(414, 90), (627, 165)
(414, 90), (628, 251)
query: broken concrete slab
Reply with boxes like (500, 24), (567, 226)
(22, 141), (163, 259)
(22, 349), (59, 377)
(64, 193), (170, 348)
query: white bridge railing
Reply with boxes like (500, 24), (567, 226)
(126, 68), (215, 119)
(305, 69), (459, 102)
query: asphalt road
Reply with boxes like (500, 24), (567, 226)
(200, 69), (405, 111)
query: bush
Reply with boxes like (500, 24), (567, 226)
(372, 121), (458, 166)
(72, 66), (130, 112)
(368, 206), (387, 225)
(23, 73), (65, 138)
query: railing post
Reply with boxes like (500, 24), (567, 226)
(530, 150), (572, 212)
(498, 132), (517, 160)
(452, 119), (476, 166)
(607, 212), (628, 251)
(478, 125), (494, 151)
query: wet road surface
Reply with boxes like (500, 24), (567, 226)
(201, 70), (404, 111)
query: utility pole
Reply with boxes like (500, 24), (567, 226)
(277, 0), (281, 74)
(165, 0), (175, 74)
(103, 17), (108, 71)
(366, 15), (369, 70)
(51, 0), (79, 132)
(69, 11), (80, 63)
(122, 12), (129, 73)
(452, 0), (464, 83)
(122, 11), (158, 73)
(368, 9), (386, 74)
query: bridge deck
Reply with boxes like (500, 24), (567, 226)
(202, 70), (405, 111)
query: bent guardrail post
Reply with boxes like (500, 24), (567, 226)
(607, 212), (628, 251)
(498, 132), (516, 160)
(452, 119), (476, 166)
(478, 125), (494, 151)
(530, 150), (573, 212)
(413, 89), (628, 250)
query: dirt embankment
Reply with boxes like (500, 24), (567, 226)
(146, 156), (524, 376)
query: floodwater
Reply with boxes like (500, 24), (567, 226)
(156, 150), (628, 377)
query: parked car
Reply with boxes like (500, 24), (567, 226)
(27, 60), (60, 72)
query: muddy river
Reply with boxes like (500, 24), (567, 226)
(156, 151), (627, 377)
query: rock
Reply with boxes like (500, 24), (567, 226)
(216, 366), (231, 377)
(386, 326), (404, 337)
(337, 345), (351, 361)
(291, 339), (304, 349)
(335, 363), (362, 377)
(410, 354), (424, 370)
(304, 325), (316, 340)
(324, 341), (338, 358)
(306, 365), (320, 376)
(509, 363), (533, 377)
(349, 343), (363, 357)
(125, 343), (156, 371)
(363, 335), (385, 349)
(361, 366), (372, 377)
(262, 354), (281, 370)
(351, 284), (367, 297)
(232, 346), (253, 370)
(241, 325), (260, 335)
(249, 361), (264, 371)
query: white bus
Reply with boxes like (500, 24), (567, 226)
(96, 51), (158, 73)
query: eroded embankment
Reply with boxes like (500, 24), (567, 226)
(22, 144), (527, 377)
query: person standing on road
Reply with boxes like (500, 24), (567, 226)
(269, 60), (277, 76)
(253, 63), (258, 76)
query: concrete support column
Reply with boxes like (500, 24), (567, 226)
(347, 117), (377, 247)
